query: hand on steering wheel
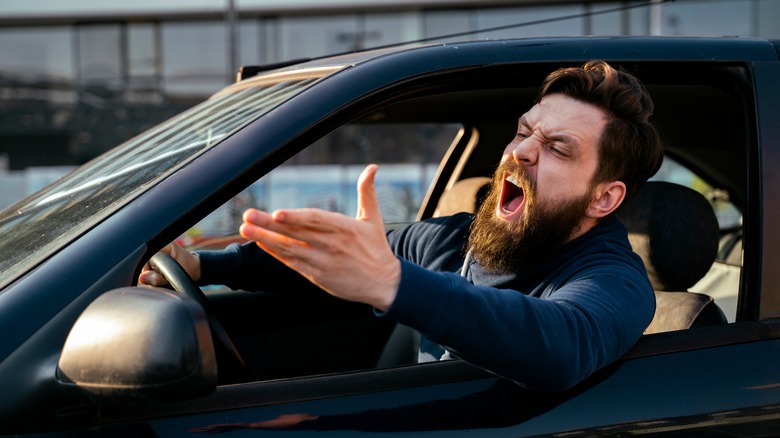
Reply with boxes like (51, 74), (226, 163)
(149, 252), (257, 383)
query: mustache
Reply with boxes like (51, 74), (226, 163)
(494, 161), (534, 195)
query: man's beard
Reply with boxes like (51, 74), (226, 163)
(468, 162), (594, 274)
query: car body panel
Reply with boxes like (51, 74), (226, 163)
(44, 334), (780, 436)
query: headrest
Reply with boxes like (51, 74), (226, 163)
(617, 181), (720, 291)
(434, 177), (491, 217)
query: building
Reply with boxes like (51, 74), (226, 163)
(0, 0), (778, 208)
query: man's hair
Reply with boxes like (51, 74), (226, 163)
(538, 61), (663, 202)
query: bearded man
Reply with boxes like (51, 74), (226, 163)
(141, 60), (664, 391)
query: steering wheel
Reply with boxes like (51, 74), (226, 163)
(149, 252), (256, 383)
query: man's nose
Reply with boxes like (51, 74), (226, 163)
(508, 136), (540, 166)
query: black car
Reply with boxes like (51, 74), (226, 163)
(1, 36), (779, 436)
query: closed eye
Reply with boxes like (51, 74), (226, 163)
(550, 145), (571, 158)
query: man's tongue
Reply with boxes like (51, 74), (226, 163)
(504, 195), (523, 212)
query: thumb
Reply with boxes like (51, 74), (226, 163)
(356, 164), (382, 222)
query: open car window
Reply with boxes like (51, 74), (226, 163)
(181, 122), (460, 249)
(176, 122), (458, 381)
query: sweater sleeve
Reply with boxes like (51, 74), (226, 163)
(383, 258), (654, 391)
(195, 214), (471, 292)
(198, 242), (321, 294)
(195, 213), (472, 291)
(385, 213), (471, 272)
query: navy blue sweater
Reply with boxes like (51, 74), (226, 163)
(199, 213), (654, 390)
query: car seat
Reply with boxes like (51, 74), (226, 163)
(615, 181), (728, 333)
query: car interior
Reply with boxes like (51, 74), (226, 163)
(196, 61), (750, 384)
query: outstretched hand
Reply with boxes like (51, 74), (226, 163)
(239, 164), (401, 311)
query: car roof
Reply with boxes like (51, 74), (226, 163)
(241, 36), (779, 80)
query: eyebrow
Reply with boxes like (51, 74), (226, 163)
(549, 134), (579, 147)
(517, 116), (581, 148)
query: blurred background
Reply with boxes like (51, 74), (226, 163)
(1, 0), (778, 211)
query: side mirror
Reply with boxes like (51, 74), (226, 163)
(57, 287), (217, 401)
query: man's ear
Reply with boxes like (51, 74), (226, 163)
(587, 181), (626, 219)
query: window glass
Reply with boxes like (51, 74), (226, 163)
(181, 123), (460, 247)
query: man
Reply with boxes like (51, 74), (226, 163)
(141, 60), (663, 391)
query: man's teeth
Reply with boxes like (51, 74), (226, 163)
(507, 175), (521, 187)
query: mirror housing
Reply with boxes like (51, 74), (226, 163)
(57, 287), (217, 401)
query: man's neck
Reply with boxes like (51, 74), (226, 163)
(566, 217), (600, 244)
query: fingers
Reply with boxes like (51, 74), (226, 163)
(139, 243), (174, 286)
(167, 243), (201, 281)
(241, 163), (382, 234)
(239, 164), (385, 263)
(240, 220), (305, 257)
(240, 217), (319, 275)
(138, 242), (201, 286)
(139, 270), (168, 287)
(241, 208), (343, 243)
(356, 164), (380, 221)
(240, 209), (352, 287)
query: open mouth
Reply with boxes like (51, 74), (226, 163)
(498, 174), (526, 220)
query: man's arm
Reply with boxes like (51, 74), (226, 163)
(384, 259), (654, 390)
(142, 164), (400, 298)
(139, 232), (324, 294)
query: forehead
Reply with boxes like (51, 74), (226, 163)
(521, 94), (608, 147)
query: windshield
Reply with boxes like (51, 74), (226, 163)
(0, 66), (343, 289)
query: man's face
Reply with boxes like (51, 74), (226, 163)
(469, 93), (608, 272)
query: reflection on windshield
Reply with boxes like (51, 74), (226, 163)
(0, 67), (341, 289)
(36, 134), (226, 207)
